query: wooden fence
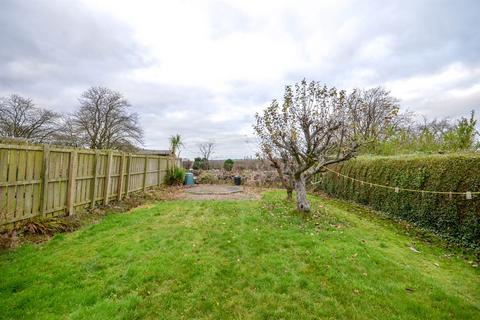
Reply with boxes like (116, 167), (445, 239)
(0, 144), (176, 226)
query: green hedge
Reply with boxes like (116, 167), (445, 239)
(315, 154), (480, 247)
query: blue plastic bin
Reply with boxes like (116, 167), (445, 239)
(184, 172), (194, 185)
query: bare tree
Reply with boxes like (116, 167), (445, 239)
(416, 116), (453, 139)
(346, 87), (408, 142)
(70, 87), (143, 150)
(0, 94), (59, 142)
(254, 80), (361, 213)
(49, 116), (85, 147)
(198, 141), (215, 169)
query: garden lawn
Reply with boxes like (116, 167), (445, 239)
(0, 190), (479, 319)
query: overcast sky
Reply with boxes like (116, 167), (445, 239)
(1, 0), (479, 159)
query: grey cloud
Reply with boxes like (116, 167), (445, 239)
(0, 0), (145, 110)
(117, 81), (257, 158)
(0, 0), (478, 158)
(287, 0), (480, 86)
(208, 1), (255, 38)
(409, 92), (480, 120)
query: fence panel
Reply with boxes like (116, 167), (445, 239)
(159, 157), (168, 183)
(45, 150), (70, 216)
(146, 157), (159, 187)
(74, 152), (95, 207)
(109, 154), (122, 198)
(0, 144), (175, 226)
(0, 146), (45, 224)
(129, 156), (144, 192)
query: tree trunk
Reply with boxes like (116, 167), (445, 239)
(286, 187), (293, 201)
(294, 175), (310, 212)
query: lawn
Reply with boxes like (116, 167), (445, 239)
(0, 190), (479, 319)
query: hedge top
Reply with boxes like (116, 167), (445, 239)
(317, 153), (480, 195)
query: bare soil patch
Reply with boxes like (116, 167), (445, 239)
(179, 184), (262, 200)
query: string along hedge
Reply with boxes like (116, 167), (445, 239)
(315, 154), (480, 247)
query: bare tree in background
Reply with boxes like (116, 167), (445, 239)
(0, 94), (59, 142)
(416, 116), (453, 139)
(254, 80), (362, 213)
(198, 141), (216, 169)
(346, 87), (409, 142)
(69, 87), (143, 150)
(50, 116), (84, 147)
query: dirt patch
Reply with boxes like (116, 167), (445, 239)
(179, 185), (262, 200)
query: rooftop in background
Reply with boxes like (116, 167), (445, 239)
(137, 149), (173, 156)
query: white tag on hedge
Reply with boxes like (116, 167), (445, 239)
(466, 191), (472, 200)
(395, 187), (399, 193)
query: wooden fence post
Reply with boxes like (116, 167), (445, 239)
(143, 156), (148, 191)
(66, 150), (77, 215)
(90, 151), (100, 209)
(157, 156), (162, 186)
(103, 151), (113, 205)
(117, 152), (126, 201)
(40, 145), (50, 216)
(125, 153), (132, 198)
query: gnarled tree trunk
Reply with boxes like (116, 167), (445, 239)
(286, 187), (293, 201)
(285, 173), (294, 201)
(294, 174), (310, 212)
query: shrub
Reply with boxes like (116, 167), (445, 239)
(443, 111), (478, 151)
(192, 157), (208, 170)
(164, 167), (186, 186)
(223, 159), (234, 171)
(315, 154), (480, 247)
(20, 216), (80, 235)
(196, 171), (218, 184)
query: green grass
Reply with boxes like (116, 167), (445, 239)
(0, 191), (479, 319)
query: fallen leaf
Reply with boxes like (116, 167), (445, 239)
(409, 246), (421, 253)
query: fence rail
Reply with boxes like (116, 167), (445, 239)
(0, 144), (176, 225)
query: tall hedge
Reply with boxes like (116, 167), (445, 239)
(316, 154), (480, 247)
